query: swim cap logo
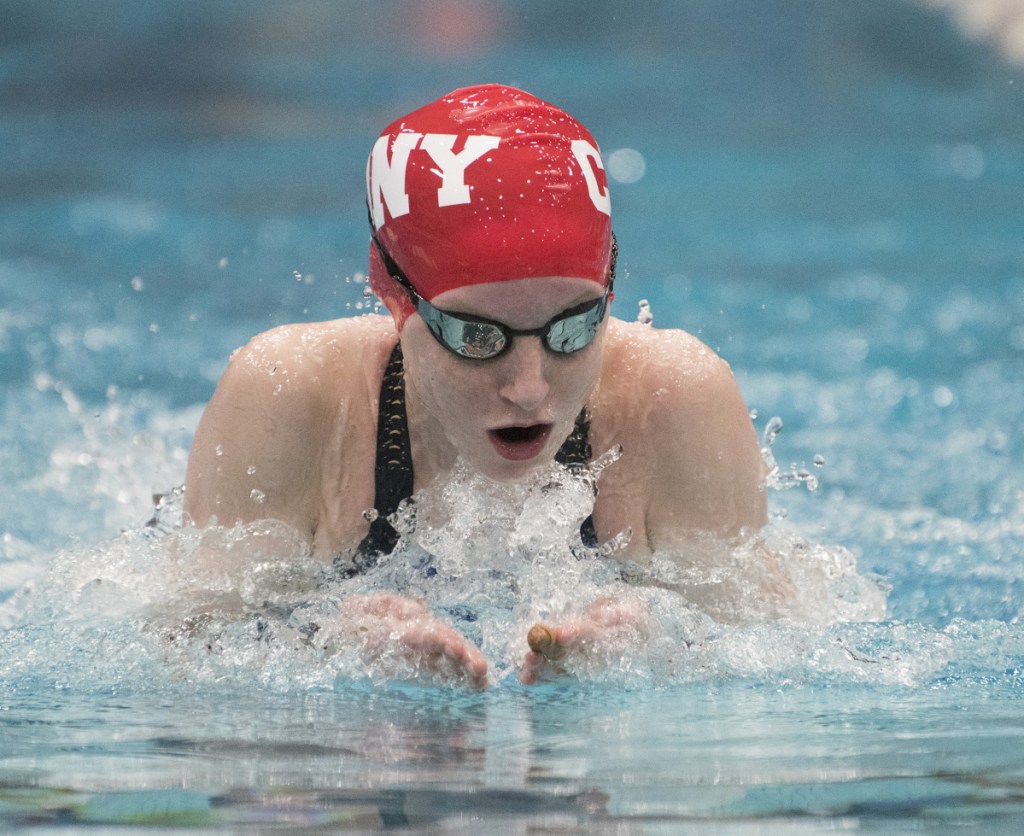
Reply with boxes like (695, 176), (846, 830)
(367, 133), (610, 229)
(570, 139), (611, 216)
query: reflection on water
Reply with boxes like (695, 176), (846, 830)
(3, 682), (1024, 828)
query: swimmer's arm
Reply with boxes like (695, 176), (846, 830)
(184, 329), (327, 540)
(642, 334), (767, 546)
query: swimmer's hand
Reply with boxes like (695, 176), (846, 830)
(519, 595), (651, 685)
(337, 592), (488, 690)
(526, 623), (566, 660)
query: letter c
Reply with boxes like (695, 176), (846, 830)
(571, 139), (611, 216)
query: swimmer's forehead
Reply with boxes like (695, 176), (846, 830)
(431, 276), (604, 325)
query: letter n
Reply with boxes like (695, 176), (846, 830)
(366, 133), (422, 229)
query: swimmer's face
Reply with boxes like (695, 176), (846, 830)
(400, 276), (609, 482)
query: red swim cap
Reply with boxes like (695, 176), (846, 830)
(366, 84), (613, 327)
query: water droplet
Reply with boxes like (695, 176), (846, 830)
(813, 454), (826, 468)
(218, 257), (229, 269)
(362, 508), (379, 522)
(636, 299), (653, 326)
(246, 465), (256, 476)
(214, 445), (223, 457)
(762, 416), (783, 448)
(250, 489), (266, 504)
(293, 270), (303, 282)
(130, 276), (144, 291)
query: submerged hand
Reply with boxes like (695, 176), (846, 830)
(519, 595), (650, 685)
(339, 592), (488, 690)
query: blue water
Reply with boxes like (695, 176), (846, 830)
(3, 0), (1024, 829)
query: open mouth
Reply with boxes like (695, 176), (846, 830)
(488, 423), (553, 461)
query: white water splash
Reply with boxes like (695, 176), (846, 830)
(0, 434), (900, 693)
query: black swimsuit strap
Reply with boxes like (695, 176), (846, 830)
(555, 409), (599, 548)
(348, 343), (597, 569)
(348, 342), (413, 571)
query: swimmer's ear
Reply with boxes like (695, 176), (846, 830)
(608, 231), (619, 285)
(367, 241), (415, 329)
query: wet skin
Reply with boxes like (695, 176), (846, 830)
(398, 276), (608, 484)
(184, 276), (768, 687)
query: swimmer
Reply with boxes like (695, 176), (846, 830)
(183, 84), (768, 687)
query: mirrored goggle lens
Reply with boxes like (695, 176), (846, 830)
(420, 294), (607, 360)
(426, 311), (508, 359)
(544, 303), (604, 354)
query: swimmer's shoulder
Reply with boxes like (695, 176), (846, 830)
(219, 314), (397, 407)
(597, 320), (765, 539)
(186, 316), (398, 529)
(600, 318), (736, 418)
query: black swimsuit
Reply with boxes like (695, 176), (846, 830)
(343, 342), (597, 573)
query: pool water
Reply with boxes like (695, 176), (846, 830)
(2, 0), (1024, 830)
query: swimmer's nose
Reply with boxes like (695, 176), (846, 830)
(498, 336), (549, 411)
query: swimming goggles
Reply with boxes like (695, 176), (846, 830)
(371, 235), (616, 361)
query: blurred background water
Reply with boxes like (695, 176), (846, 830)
(2, 0), (1023, 829)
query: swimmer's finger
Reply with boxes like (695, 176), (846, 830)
(518, 650), (547, 685)
(404, 622), (488, 689)
(442, 636), (489, 690)
(526, 623), (567, 661)
(527, 621), (600, 659)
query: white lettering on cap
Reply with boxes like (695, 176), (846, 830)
(368, 132), (611, 227)
(367, 132), (422, 228)
(570, 139), (611, 216)
(419, 134), (501, 207)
